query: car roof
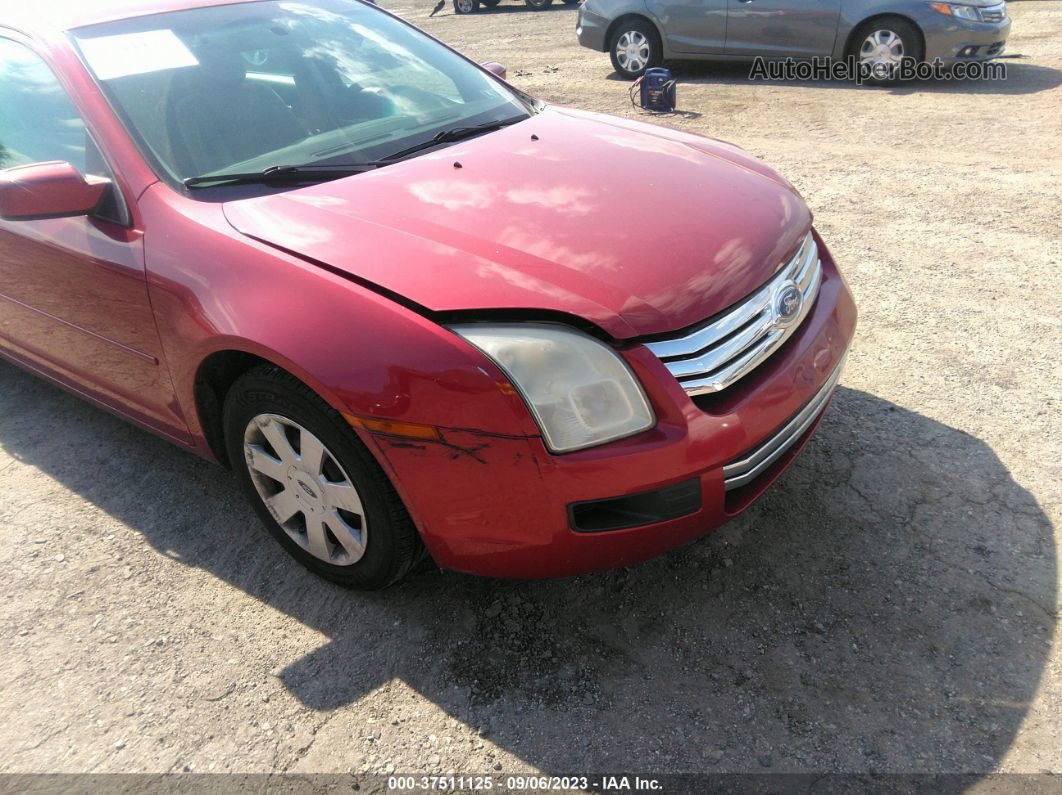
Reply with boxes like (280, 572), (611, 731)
(3, 0), (267, 36)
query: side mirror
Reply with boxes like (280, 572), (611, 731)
(480, 62), (507, 80)
(0, 161), (110, 221)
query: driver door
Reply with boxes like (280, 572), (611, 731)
(0, 37), (187, 440)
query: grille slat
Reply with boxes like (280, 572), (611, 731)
(651, 288), (771, 362)
(722, 358), (845, 491)
(796, 239), (819, 287)
(678, 328), (783, 391)
(667, 308), (773, 379)
(645, 231), (822, 396)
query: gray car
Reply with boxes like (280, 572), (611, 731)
(576, 0), (1010, 79)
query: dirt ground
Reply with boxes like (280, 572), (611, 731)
(2, 0), (1061, 782)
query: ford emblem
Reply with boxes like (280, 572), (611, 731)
(774, 283), (802, 325)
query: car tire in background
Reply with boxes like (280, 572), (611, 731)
(849, 16), (924, 85)
(525, 0), (554, 10)
(609, 18), (662, 80)
(224, 365), (424, 589)
(561, 0), (581, 4)
(454, 0), (480, 14)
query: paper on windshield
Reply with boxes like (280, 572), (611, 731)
(76, 30), (199, 81)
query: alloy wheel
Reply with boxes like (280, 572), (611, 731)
(616, 30), (651, 74)
(243, 413), (367, 566)
(456, 0), (475, 12)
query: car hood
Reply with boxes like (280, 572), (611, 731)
(223, 106), (811, 339)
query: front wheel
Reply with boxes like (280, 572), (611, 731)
(454, 0), (480, 14)
(224, 365), (423, 589)
(609, 19), (662, 80)
(525, 0), (554, 10)
(850, 16), (924, 85)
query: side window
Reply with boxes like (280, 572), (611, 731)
(0, 38), (129, 225)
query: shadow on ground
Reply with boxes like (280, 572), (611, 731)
(0, 359), (1055, 772)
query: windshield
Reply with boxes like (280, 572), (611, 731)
(71, 0), (530, 190)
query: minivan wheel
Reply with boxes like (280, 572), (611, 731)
(609, 19), (662, 80)
(525, 0), (553, 9)
(850, 17), (923, 84)
(224, 365), (423, 589)
(454, 0), (479, 14)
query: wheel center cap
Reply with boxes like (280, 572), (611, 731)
(288, 466), (325, 512)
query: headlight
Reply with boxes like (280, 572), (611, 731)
(929, 2), (982, 20)
(451, 323), (655, 453)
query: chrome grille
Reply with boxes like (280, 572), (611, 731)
(644, 232), (822, 396)
(722, 357), (844, 491)
(980, 3), (1005, 22)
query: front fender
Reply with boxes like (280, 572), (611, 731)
(835, 1), (930, 60)
(582, 0), (672, 57)
(138, 183), (541, 461)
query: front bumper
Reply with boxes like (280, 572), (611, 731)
(922, 13), (1010, 63)
(371, 232), (857, 579)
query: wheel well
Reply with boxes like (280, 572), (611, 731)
(194, 350), (272, 467)
(844, 14), (925, 60)
(604, 14), (663, 53)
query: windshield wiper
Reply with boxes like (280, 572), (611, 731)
(184, 115), (528, 188)
(377, 115), (528, 163)
(184, 162), (386, 188)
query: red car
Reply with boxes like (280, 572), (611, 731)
(0, 0), (856, 588)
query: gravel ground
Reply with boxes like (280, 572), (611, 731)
(2, 0), (1060, 780)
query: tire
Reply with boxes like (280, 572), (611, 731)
(561, 0), (581, 4)
(609, 18), (662, 80)
(525, 0), (553, 10)
(224, 365), (423, 589)
(848, 16), (924, 85)
(454, 0), (479, 14)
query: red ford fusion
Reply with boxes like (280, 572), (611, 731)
(0, 0), (856, 588)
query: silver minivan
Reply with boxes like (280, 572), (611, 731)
(576, 0), (1010, 79)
